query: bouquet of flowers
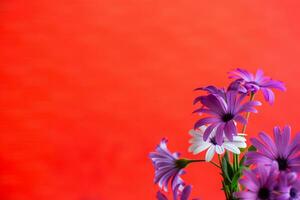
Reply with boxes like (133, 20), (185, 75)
(149, 68), (300, 200)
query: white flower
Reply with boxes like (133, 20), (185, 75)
(188, 126), (247, 162)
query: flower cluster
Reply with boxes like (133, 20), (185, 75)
(235, 126), (300, 200)
(149, 68), (293, 200)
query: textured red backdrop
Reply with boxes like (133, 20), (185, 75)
(1, 0), (300, 199)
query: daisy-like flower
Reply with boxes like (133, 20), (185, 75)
(275, 172), (300, 200)
(156, 184), (198, 200)
(229, 68), (286, 104)
(234, 164), (279, 200)
(188, 127), (247, 162)
(193, 91), (261, 145)
(149, 139), (187, 193)
(245, 126), (300, 172)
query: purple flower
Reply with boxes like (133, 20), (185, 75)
(275, 172), (300, 200)
(149, 139), (186, 193)
(245, 126), (300, 172)
(229, 68), (286, 104)
(193, 91), (261, 145)
(156, 184), (197, 200)
(234, 165), (279, 200)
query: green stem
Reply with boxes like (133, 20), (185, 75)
(210, 161), (221, 168)
(186, 159), (221, 168)
(218, 154), (222, 168)
(241, 92), (255, 134)
(232, 92), (255, 182)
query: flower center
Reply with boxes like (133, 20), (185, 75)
(276, 157), (288, 171)
(290, 188), (297, 198)
(210, 137), (218, 145)
(258, 187), (270, 199)
(222, 113), (234, 122)
(175, 159), (189, 169)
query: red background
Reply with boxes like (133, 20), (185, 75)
(1, 0), (300, 199)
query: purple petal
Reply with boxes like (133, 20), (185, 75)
(156, 191), (168, 200)
(255, 69), (264, 82)
(181, 185), (192, 200)
(243, 170), (259, 185)
(273, 126), (282, 152)
(225, 91), (237, 114)
(239, 179), (259, 192)
(200, 94), (226, 115)
(261, 79), (286, 91)
(224, 121), (236, 141)
(192, 107), (217, 116)
(261, 87), (275, 104)
(215, 124), (225, 145)
(229, 68), (254, 82)
(234, 191), (257, 199)
(236, 100), (261, 114)
(228, 80), (248, 94)
(194, 117), (220, 129)
(258, 132), (277, 157)
(250, 137), (275, 159)
(203, 124), (218, 141)
(281, 126), (291, 156)
(245, 151), (273, 166)
(194, 85), (224, 95)
(287, 132), (300, 158)
(234, 115), (247, 125)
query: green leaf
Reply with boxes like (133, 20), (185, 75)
(224, 151), (230, 162)
(221, 157), (232, 183)
(231, 171), (242, 190)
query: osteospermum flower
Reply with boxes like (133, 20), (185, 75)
(188, 127), (247, 162)
(245, 126), (300, 172)
(229, 68), (286, 104)
(234, 165), (279, 200)
(193, 91), (261, 145)
(156, 184), (197, 200)
(149, 139), (187, 192)
(275, 172), (300, 200)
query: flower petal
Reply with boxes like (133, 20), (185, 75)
(205, 145), (215, 162)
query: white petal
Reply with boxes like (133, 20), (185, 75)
(215, 145), (225, 154)
(230, 141), (247, 148)
(223, 143), (240, 154)
(233, 135), (246, 142)
(189, 129), (199, 136)
(189, 138), (203, 144)
(198, 125), (207, 133)
(205, 145), (215, 162)
(193, 143), (211, 154)
(188, 144), (197, 152)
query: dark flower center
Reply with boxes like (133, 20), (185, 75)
(222, 113), (234, 122)
(276, 157), (288, 171)
(210, 137), (218, 145)
(290, 188), (297, 198)
(258, 187), (270, 199)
